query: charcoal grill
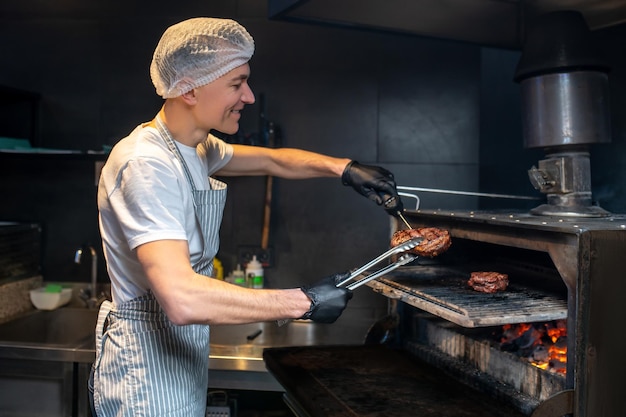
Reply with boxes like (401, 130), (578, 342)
(377, 209), (626, 416)
(264, 210), (626, 416)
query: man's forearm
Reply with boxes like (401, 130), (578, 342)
(218, 145), (351, 179)
(266, 148), (350, 179)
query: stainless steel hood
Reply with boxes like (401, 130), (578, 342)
(268, 0), (626, 49)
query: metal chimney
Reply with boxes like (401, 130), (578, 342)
(514, 11), (612, 217)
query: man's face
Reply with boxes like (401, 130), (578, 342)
(193, 63), (255, 135)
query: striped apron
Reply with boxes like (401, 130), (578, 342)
(90, 117), (227, 417)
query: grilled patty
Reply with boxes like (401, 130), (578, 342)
(390, 227), (452, 258)
(468, 271), (509, 293)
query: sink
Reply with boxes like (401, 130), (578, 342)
(0, 307), (98, 347)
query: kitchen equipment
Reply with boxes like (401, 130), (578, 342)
(335, 237), (422, 290)
(341, 253), (416, 291)
(265, 210), (626, 416)
(264, 345), (526, 417)
(363, 298), (400, 345)
(389, 210), (625, 416)
(383, 195), (413, 228)
(396, 211), (412, 229)
(276, 237), (422, 327)
(397, 185), (540, 201)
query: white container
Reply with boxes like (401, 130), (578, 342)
(30, 287), (72, 310)
(245, 256), (264, 289)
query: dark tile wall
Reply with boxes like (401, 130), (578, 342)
(477, 47), (544, 212)
(0, 155), (102, 282)
(1, 1), (624, 320)
(590, 24), (626, 214)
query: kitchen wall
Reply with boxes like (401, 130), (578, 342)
(0, 1), (624, 320)
(589, 24), (626, 213)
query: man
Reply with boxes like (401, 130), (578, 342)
(91, 17), (404, 416)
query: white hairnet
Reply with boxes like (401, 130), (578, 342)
(150, 17), (255, 98)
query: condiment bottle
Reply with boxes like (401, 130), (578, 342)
(213, 257), (224, 280)
(245, 256), (264, 289)
(232, 264), (246, 287)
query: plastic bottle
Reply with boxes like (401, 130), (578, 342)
(245, 256), (264, 289)
(213, 258), (224, 280)
(232, 264), (246, 287)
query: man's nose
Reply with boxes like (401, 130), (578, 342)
(242, 84), (255, 104)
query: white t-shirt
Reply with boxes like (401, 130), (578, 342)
(98, 124), (234, 304)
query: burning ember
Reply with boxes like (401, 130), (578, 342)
(497, 320), (567, 374)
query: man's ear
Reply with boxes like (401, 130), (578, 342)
(176, 78), (198, 104)
(180, 88), (198, 105)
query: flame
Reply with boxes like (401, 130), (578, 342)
(498, 320), (567, 374)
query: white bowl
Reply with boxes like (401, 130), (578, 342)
(30, 288), (73, 310)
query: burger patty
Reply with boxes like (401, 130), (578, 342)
(390, 227), (452, 258)
(468, 271), (509, 293)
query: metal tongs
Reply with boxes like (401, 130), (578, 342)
(335, 237), (423, 290)
(276, 237), (422, 327)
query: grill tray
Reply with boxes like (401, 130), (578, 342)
(367, 266), (567, 328)
(264, 345), (526, 417)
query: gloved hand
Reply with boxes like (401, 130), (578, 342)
(341, 160), (404, 216)
(300, 272), (353, 324)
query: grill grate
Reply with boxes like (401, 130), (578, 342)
(368, 265), (567, 328)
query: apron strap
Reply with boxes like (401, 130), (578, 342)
(155, 115), (199, 192)
(95, 300), (113, 364)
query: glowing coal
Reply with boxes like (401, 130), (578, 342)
(497, 320), (567, 374)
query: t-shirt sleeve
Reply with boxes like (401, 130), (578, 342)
(109, 156), (189, 251)
(198, 134), (234, 174)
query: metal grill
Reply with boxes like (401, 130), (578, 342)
(367, 266), (567, 328)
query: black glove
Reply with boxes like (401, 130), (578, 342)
(341, 160), (404, 216)
(300, 272), (353, 324)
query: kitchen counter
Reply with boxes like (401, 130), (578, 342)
(0, 307), (373, 391)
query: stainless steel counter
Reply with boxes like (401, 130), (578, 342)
(0, 307), (373, 391)
(207, 319), (373, 390)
